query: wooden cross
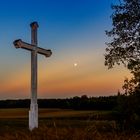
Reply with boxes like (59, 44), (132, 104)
(13, 22), (52, 130)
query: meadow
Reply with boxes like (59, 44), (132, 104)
(0, 108), (139, 140)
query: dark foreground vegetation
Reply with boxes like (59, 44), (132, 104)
(0, 125), (140, 140)
(0, 111), (139, 140)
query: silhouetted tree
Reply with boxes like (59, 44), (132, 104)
(105, 0), (140, 130)
(105, 0), (140, 92)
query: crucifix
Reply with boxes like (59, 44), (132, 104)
(13, 22), (52, 130)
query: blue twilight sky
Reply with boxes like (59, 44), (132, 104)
(0, 0), (130, 99)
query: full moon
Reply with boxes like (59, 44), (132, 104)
(74, 63), (78, 67)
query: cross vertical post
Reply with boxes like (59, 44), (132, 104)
(29, 22), (39, 130)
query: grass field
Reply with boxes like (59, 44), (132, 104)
(0, 108), (139, 140)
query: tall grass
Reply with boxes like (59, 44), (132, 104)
(0, 125), (140, 140)
(0, 109), (139, 140)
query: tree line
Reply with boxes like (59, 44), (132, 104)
(0, 95), (118, 110)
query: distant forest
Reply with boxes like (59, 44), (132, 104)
(0, 95), (119, 110)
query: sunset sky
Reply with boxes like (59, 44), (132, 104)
(0, 0), (131, 99)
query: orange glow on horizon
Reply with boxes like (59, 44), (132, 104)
(0, 48), (132, 99)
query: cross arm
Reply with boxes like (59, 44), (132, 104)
(36, 47), (52, 57)
(13, 39), (52, 57)
(13, 39), (34, 51)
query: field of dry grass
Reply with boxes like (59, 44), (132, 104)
(0, 108), (110, 118)
(0, 125), (140, 140)
(0, 109), (139, 140)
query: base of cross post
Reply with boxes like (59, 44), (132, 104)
(29, 103), (38, 131)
